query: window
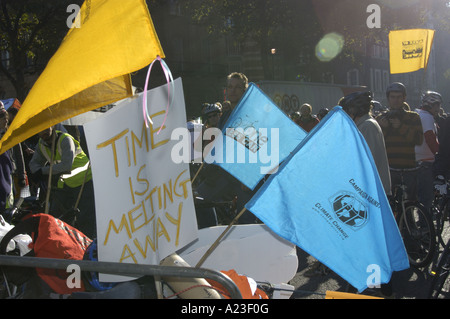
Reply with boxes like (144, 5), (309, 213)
(375, 69), (382, 92)
(1, 50), (10, 69)
(347, 69), (359, 86)
(382, 70), (389, 92)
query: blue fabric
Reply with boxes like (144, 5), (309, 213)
(204, 83), (306, 190)
(245, 107), (409, 292)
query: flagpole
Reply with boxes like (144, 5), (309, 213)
(191, 162), (204, 184)
(195, 207), (247, 268)
(45, 131), (56, 214)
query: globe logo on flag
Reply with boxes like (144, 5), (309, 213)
(331, 192), (369, 230)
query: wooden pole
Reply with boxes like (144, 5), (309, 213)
(44, 131), (56, 214)
(191, 162), (204, 184)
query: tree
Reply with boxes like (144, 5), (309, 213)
(182, 0), (322, 80)
(0, 0), (83, 101)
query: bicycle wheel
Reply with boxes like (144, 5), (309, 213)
(398, 203), (436, 268)
(428, 241), (450, 299)
(433, 196), (450, 238)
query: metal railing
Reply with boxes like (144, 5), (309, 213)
(0, 255), (242, 299)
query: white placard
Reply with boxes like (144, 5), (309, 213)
(84, 78), (198, 282)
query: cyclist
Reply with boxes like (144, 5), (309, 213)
(339, 91), (391, 196)
(414, 91), (442, 211)
(201, 102), (222, 129)
(434, 100), (450, 195)
(218, 72), (248, 129)
(295, 103), (319, 132)
(376, 82), (423, 202)
(195, 72), (259, 225)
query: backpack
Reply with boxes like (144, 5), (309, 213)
(0, 213), (92, 295)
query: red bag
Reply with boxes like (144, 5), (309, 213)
(0, 213), (92, 294)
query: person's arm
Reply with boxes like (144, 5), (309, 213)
(397, 113), (423, 146)
(29, 145), (48, 174)
(424, 130), (439, 154)
(42, 135), (76, 175)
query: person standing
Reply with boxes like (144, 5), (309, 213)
(295, 103), (319, 132)
(0, 102), (14, 211)
(340, 91), (391, 195)
(218, 72), (248, 129)
(29, 126), (96, 238)
(376, 82), (423, 202)
(415, 91), (442, 211)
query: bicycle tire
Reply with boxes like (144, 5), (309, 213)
(428, 241), (450, 299)
(398, 202), (436, 268)
(433, 196), (450, 238)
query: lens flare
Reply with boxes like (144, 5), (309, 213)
(315, 32), (344, 62)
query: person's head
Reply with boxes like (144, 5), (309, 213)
(290, 111), (300, 121)
(386, 82), (407, 110)
(0, 101), (9, 132)
(226, 72), (248, 107)
(299, 103), (312, 117)
(317, 108), (329, 120)
(339, 91), (373, 119)
(38, 126), (54, 145)
(201, 102), (222, 127)
(421, 90), (443, 117)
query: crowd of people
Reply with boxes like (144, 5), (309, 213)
(192, 72), (448, 296)
(194, 73), (448, 220)
(0, 100), (96, 239)
(0, 70), (447, 297)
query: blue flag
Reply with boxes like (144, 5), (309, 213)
(204, 83), (307, 190)
(245, 107), (409, 292)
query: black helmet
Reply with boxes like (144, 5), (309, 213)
(421, 90), (442, 108)
(318, 108), (329, 118)
(339, 91), (373, 117)
(386, 82), (406, 98)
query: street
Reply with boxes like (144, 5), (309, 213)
(288, 221), (450, 299)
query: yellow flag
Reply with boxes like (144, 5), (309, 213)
(0, 0), (164, 153)
(389, 29), (434, 74)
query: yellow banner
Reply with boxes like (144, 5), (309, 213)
(389, 29), (434, 74)
(0, 0), (164, 153)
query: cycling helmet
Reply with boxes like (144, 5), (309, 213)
(201, 102), (222, 120)
(339, 91), (373, 117)
(386, 82), (406, 97)
(317, 108), (329, 118)
(421, 90), (442, 108)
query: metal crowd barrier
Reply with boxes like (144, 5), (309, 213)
(0, 255), (242, 299)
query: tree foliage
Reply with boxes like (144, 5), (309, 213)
(182, 0), (323, 79)
(0, 0), (83, 101)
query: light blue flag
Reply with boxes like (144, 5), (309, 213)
(204, 83), (307, 190)
(245, 106), (409, 292)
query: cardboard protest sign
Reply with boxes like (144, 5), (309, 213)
(84, 78), (197, 282)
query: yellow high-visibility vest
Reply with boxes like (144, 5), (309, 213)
(38, 131), (91, 188)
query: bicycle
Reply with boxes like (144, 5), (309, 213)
(389, 167), (436, 268)
(427, 237), (450, 298)
(430, 184), (450, 249)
